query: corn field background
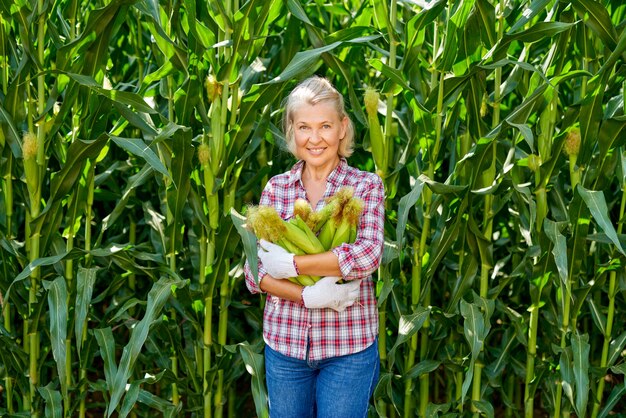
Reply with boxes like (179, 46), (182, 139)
(1, 0), (626, 416)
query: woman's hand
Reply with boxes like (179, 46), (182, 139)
(302, 277), (362, 312)
(257, 240), (297, 279)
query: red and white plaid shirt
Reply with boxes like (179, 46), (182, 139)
(244, 158), (385, 361)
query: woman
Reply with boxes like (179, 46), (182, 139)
(244, 76), (385, 418)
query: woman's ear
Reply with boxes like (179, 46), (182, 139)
(340, 116), (349, 139)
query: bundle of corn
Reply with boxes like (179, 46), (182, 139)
(246, 187), (363, 285)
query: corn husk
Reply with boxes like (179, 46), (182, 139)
(245, 186), (363, 284)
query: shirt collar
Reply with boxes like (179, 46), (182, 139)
(288, 158), (348, 186)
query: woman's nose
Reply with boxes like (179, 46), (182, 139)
(309, 130), (322, 142)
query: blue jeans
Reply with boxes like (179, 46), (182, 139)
(265, 340), (380, 418)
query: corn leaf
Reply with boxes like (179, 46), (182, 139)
(106, 276), (185, 416)
(75, 266), (98, 354)
(572, 332), (590, 417)
(388, 306), (430, 366)
(460, 299), (483, 402)
(93, 327), (117, 392)
(43, 277), (68, 398)
(110, 136), (171, 179)
(238, 342), (269, 418)
(396, 177), (424, 262)
(38, 383), (63, 418)
(165, 129), (193, 253)
(543, 219), (569, 288)
(231, 208), (259, 284)
(571, 0), (617, 49)
(577, 185), (625, 255)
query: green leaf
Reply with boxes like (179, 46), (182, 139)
(572, 332), (590, 417)
(472, 400), (495, 418)
(94, 327), (118, 392)
(110, 136), (171, 179)
(543, 219), (568, 289)
(460, 299), (490, 402)
(571, 0), (617, 50)
(396, 178), (424, 261)
(368, 58), (413, 92)
(166, 129), (193, 253)
(404, 360), (441, 380)
(286, 0), (313, 26)
(64, 72), (158, 114)
(43, 277), (68, 398)
(608, 331), (626, 368)
(388, 306), (431, 364)
(0, 102), (22, 158)
(579, 72), (609, 165)
(587, 296), (606, 337)
(559, 346), (575, 408)
(106, 276), (185, 416)
(231, 208), (259, 285)
(9, 248), (83, 298)
(137, 388), (181, 417)
(445, 255), (478, 314)
(508, 0), (552, 33)
(120, 381), (142, 418)
(101, 164), (154, 232)
(598, 384), (626, 418)
(238, 342), (269, 418)
(38, 383), (63, 418)
(577, 185), (625, 255)
(266, 35), (380, 84)
(75, 266), (98, 354)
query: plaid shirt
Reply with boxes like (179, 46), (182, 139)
(244, 158), (385, 361)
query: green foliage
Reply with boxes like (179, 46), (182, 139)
(1, 0), (626, 417)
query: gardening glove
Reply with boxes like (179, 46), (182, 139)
(302, 276), (362, 312)
(257, 239), (297, 279)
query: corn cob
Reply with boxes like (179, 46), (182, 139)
(245, 187), (362, 285)
(317, 217), (337, 250)
(283, 220), (325, 254)
(364, 88), (386, 177)
(309, 186), (354, 232)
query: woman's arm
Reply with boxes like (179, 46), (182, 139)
(294, 251), (342, 277)
(259, 275), (304, 303)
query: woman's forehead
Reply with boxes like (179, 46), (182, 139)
(292, 101), (340, 122)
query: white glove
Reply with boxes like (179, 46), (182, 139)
(302, 277), (362, 312)
(257, 239), (297, 279)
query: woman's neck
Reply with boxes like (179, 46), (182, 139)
(301, 157), (340, 183)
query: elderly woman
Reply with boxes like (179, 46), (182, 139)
(244, 76), (385, 418)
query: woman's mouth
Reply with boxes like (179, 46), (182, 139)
(307, 147), (326, 155)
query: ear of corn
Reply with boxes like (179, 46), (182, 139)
(244, 187), (363, 284)
(294, 199), (312, 222)
(330, 217), (351, 249)
(283, 220), (325, 254)
(318, 217), (337, 250)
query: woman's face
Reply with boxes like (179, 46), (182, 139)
(292, 101), (347, 172)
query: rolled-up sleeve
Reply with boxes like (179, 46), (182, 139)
(332, 175), (385, 280)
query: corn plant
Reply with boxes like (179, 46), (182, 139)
(2, 0), (626, 417)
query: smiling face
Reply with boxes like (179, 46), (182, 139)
(292, 101), (348, 173)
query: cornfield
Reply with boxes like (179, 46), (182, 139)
(1, 0), (625, 416)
